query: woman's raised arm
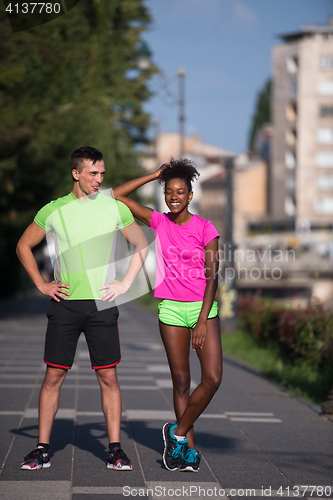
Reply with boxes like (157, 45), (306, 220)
(113, 164), (169, 226)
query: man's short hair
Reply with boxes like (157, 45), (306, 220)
(71, 147), (104, 172)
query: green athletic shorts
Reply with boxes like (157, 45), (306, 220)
(158, 299), (219, 329)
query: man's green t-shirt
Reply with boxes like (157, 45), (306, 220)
(34, 191), (134, 300)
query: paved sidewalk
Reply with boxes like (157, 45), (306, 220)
(0, 296), (332, 500)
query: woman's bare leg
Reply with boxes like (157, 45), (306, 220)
(159, 317), (222, 449)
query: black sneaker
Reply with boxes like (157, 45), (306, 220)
(20, 446), (51, 470)
(107, 447), (133, 470)
(162, 422), (188, 471)
(179, 448), (200, 472)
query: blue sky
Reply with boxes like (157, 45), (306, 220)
(143, 0), (332, 153)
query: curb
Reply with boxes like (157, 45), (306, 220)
(224, 354), (333, 423)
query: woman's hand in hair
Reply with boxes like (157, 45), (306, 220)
(156, 162), (171, 179)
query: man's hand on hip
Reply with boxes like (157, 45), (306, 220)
(99, 280), (131, 302)
(37, 281), (70, 302)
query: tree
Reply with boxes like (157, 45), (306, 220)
(0, 0), (156, 297)
(248, 79), (271, 151)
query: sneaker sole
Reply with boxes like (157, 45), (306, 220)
(106, 463), (133, 471)
(179, 465), (199, 472)
(21, 462), (51, 470)
(162, 423), (178, 471)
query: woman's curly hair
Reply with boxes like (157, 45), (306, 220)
(158, 158), (200, 192)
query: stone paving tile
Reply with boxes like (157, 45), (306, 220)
(0, 297), (332, 500)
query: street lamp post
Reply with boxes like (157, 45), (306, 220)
(225, 157), (234, 250)
(178, 68), (186, 157)
(136, 44), (186, 158)
(137, 43), (186, 158)
(218, 156), (238, 332)
(153, 67), (186, 158)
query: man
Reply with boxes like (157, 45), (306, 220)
(16, 146), (148, 471)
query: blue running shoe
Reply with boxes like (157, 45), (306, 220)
(162, 422), (188, 471)
(179, 448), (200, 472)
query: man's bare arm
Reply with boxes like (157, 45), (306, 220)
(16, 222), (70, 302)
(99, 222), (149, 302)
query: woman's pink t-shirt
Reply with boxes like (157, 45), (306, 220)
(150, 211), (219, 301)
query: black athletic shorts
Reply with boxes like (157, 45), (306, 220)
(44, 299), (120, 370)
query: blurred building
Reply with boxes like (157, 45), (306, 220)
(139, 132), (233, 217)
(253, 123), (273, 215)
(233, 154), (267, 244)
(271, 19), (333, 229)
(199, 170), (226, 237)
(140, 132), (268, 242)
(199, 153), (267, 242)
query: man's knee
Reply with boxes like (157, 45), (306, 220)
(96, 367), (118, 388)
(43, 367), (67, 389)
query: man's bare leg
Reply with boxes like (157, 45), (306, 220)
(95, 367), (121, 443)
(39, 366), (68, 443)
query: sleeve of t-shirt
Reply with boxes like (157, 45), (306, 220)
(34, 202), (54, 232)
(150, 210), (163, 230)
(202, 220), (220, 247)
(115, 200), (135, 229)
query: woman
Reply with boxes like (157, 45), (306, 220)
(113, 158), (222, 472)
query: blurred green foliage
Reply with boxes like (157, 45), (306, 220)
(248, 79), (271, 151)
(236, 295), (333, 402)
(238, 295), (333, 369)
(0, 0), (156, 297)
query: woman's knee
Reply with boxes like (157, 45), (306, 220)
(203, 372), (222, 394)
(172, 370), (191, 394)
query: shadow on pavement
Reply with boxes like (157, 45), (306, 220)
(12, 420), (236, 464)
(0, 295), (50, 318)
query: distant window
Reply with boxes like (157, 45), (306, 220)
(286, 56), (298, 74)
(285, 151), (296, 169)
(285, 197), (296, 217)
(286, 104), (297, 122)
(317, 175), (333, 190)
(316, 152), (333, 167)
(320, 56), (333, 69)
(290, 80), (298, 98)
(320, 106), (333, 117)
(285, 129), (297, 146)
(318, 81), (333, 95)
(315, 198), (333, 214)
(286, 175), (296, 191)
(317, 128), (333, 144)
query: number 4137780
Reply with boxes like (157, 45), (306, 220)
(276, 486), (332, 497)
(5, 3), (61, 14)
